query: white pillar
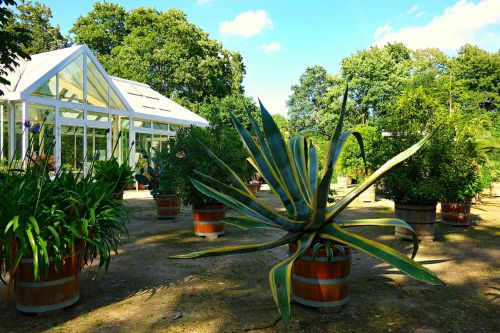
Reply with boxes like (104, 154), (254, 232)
(0, 104), (4, 160)
(9, 103), (15, 161)
(21, 101), (28, 162)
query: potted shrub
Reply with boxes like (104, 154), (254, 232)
(0, 122), (128, 313)
(172, 125), (251, 237)
(135, 157), (149, 190)
(170, 93), (443, 325)
(135, 146), (182, 219)
(439, 132), (484, 226)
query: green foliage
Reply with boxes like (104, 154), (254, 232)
(0, 0), (31, 95)
(336, 124), (383, 181)
(71, 5), (244, 111)
(94, 157), (134, 193)
(6, 0), (69, 54)
(286, 65), (336, 134)
(0, 121), (128, 284)
(171, 125), (251, 206)
(171, 91), (443, 325)
(197, 93), (260, 130)
(135, 143), (181, 196)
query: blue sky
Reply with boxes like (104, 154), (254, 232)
(39, 0), (500, 115)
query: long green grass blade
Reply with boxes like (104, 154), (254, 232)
(170, 233), (301, 259)
(323, 85), (348, 173)
(269, 232), (316, 325)
(191, 174), (305, 230)
(230, 112), (296, 215)
(223, 216), (283, 230)
(336, 218), (418, 258)
(319, 222), (443, 285)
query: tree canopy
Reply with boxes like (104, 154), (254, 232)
(71, 3), (245, 111)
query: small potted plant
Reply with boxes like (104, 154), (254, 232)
(170, 91), (443, 325)
(135, 157), (149, 190)
(173, 125), (250, 237)
(135, 146), (182, 219)
(0, 121), (128, 313)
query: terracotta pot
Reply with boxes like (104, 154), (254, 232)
(156, 194), (181, 219)
(395, 203), (436, 242)
(441, 200), (472, 226)
(192, 204), (226, 237)
(13, 248), (83, 313)
(137, 183), (146, 191)
(289, 243), (351, 308)
(490, 182), (500, 197)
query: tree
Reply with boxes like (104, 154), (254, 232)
(69, 2), (128, 66)
(287, 65), (336, 135)
(272, 114), (289, 137)
(6, 0), (68, 54)
(0, 0), (31, 95)
(197, 93), (259, 130)
(340, 43), (410, 123)
(71, 5), (245, 111)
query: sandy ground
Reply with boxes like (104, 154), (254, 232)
(0, 187), (499, 333)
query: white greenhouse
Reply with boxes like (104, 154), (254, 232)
(0, 45), (208, 174)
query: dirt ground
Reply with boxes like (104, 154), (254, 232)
(0, 186), (499, 333)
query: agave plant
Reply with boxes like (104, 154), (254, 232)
(171, 88), (443, 324)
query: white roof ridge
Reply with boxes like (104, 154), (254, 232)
(110, 76), (151, 88)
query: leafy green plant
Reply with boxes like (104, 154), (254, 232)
(135, 144), (181, 196)
(172, 125), (251, 206)
(94, 133), (134, 193)
(0, 120), (128, 288)
(171, 89), (443, 324)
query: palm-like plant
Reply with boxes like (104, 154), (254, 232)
(171, 88), (443, 324)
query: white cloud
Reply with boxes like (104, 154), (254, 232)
(261, 41), (283, 53)
(219, 10), (273, 38)
(373, 0), (500, 50)
(409, 4), (419, 14)
(197, 0), (212, 6)
(416, 11), (425, 18)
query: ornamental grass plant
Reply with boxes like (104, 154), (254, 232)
(0, 119), (128, 292)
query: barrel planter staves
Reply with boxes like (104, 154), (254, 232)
(441, 200), (472, 226)
(395, 203), (437, 242)
(13, 251), (83, 313)
(192, 204), (226, 237)
(289, 243), (351, 308)
(156, 194), (181, 219)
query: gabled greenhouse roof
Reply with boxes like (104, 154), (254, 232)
(111, 77), (208, 127)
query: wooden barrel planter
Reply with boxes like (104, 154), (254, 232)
(490, 182), (500, 197)
(112, 191), (123, 200)
(289, 243), (351, 308)
(394, 203), (436, 242)
(13, 252), (82, 313)
(246, 183), (259, 195)
(192, 204), (226, 237)
(337, 176), (352, 188)
(441, 200), (472, 226)
(156, 194), (181, 219)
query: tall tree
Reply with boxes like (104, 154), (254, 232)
(197, 93), (259, 130)
(0, 0), (30, 95)
(286, 65), (335, 134)
(340, 43), (410, 122)
(71, 5), (244, 111)
(69, 2), (128, 66)
(7, 0), (68, 54)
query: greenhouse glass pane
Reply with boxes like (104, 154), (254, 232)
(86, 59), (108, 108)
(61, 125), (84, 171)
(32, 75), (57, 99)
(110, 87), (127, 110)
(58, 54), (84, 103)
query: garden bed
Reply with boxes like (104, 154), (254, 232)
(0, 188), (498, 332)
